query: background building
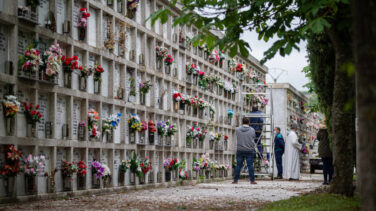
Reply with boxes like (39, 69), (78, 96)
(0, 0), (267, 199)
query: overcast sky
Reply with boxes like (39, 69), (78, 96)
(241, 31), (309, 91)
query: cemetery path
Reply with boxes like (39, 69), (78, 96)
(1, 174), (322, 211)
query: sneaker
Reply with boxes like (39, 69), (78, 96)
(232, 181), (238, 184)
(275, 176), (283, 179)
(250, 181), (257, 184)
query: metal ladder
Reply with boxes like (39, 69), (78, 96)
(239, 84), (275, 179)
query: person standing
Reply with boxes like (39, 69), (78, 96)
(283, 123), (301, 180)
(249, 105), (264, 157)
(317, 124), (333, 185)
(274, 127), (285, 179)
(233, 118), (257, 184)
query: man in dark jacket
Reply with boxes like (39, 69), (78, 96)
(233, 117), (257, 184)
(249, 105), (264, 157)
(317, 125), (333, 185)
(274, 127), (285, 179)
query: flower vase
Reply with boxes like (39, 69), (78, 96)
(129, 132), (135, 144)
(63, 71), (72, 88)
(63, 175), (72, 191)
(224, 142), (228, 151)
(27, 123), (37, 138)
(193, 107), (198, 116)
(118, 171), (125, 186)
(209, 140), (214, 150)
(79, 27), (86, 41)
(158, 135), (163, 146)
(199, 140), (204, 149)
(165, 136), (171, 146)
(92, 173), (100, 188)
(173, 101), (179, 112)
(165, 65), (171, 74)
(199, 108), (204, 117)
(127, 9), (135, 19)
(94, 80), (101, 94)
(165, 170), (171, 182)
(77, 175), (85, 190)
(193, 75), (198, 85)
(139, 175), (145, 184)
(140, 93), (145, 105)
(149, 132), (154, 144)
(186, 137), (192, 148)
(156, 60), (162, 71)
(193, 138), (198, 148)
(4, 117), (14, 136)
(103, 177), (111, 188)
(3, 177), (15, 197)
(130, 172), (136, 185)
(205, 170), (210, 179)
(187, 105), (191, 116)
(186, 74), (192, 84)
(178, 103), (185, 115)
(79, 76), (87, 91)
(139, 130), (145, 144)
(25, 175), (35, 195)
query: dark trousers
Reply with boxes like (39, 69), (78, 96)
(234, 150), (255, 182)
(322, 157), (333, 183)
(275, 150), (283, 177)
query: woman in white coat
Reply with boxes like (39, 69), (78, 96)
(283, 123), (302, 180)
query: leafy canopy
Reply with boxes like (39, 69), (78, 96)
(147, 0), (350, 63)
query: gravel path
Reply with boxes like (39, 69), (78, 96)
(1, 174), (323, 211)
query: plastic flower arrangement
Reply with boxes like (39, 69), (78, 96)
(77, 160), (87, 176)
(166, 121), (177, 137)
(43, 43), (62, 77)
(61, 160), (78, 178)
(140, 121), (148, 131)
(139, 80), (152, 94)
(78, 8), (90, 29)
(209, 131), (216, 142)
(219, 51), (227, 61)
(91, 64), (105, 82)
(127, 0), (140, 15)
(139, 156), (152, 176)
(102, 113), (122, 134)
(224, 135), (229, 142)
(227, 109), (234, 119)
(199, 128), (208, 141)
(173, 91), (184, 102)
(301, 145), (309, 154)
(193, 159), (201, 171)
(88, 109), (100, 138)
(179, 168), (188, 180)
(156, 46), (168, 60)
(24, 102), (43, 124)
(92, 161), (105, 179)
(119, 160), (130, 173)
(0, 145), (23, 180)
(1, 95), (20, 118)
(185, 63), (200, 75)
(186, 122), (200, 144)
(61, 55), (80, 73)
(128, 113), (141, 133)
(217, 78), (225, 89)
(164, 158), (180, 171)
(102, 164), (111, 180)
(80, 66), (93, 78)
(208, 50), (220, 64)
(199, 153), (210, 170)
(18, 45), (43, 73)
(130, 153), (141, 176)
(148, 120), (157, 133)
(23, 154), (46, 177)
(164, 54), (174, 66)
(157, 121), (167, 137)
(235, 63), (245, 73)
(228, 58), (236, 71)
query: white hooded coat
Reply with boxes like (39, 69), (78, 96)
(283, 130), (301, 179)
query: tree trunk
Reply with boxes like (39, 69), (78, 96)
(352, 0), (376, 209)
(328, 29), (356, 197)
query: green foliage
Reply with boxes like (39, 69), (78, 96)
(147, 0), (350, 63)
(259, 193), (361, 211)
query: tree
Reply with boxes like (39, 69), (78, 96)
(352, 0), (376, 209)
(148, 0), (357, 196)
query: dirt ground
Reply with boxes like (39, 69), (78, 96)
(0, 174), (323, 211)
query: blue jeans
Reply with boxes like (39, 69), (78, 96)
(275, 150), (283, 177)
(234, 151), (255, 182)
(322, 157), (333, 183)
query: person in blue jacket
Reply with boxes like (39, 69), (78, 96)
(274, 127), (285, 179)
(249, 105), (264, 157)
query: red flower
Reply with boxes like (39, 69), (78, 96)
(36, 105), (40, 109)
(80, 8), (86, 12)
(73, 55), (78, 60)
(140, 163), (145, 167)
(61, 55), (66, 62)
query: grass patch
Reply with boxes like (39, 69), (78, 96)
(258, 193), (360, 211)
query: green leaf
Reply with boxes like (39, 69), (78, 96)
(229, 44), (238, 57)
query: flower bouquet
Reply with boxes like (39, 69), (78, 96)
(224, 135), (229, 142)
(208, 50), (220, 64)
(164, 54), (174, 66)
(129, 153), (141, 182)
(88, 109), (100, 139)
(18, 45), (43, 78)
(61, 160), (77, 190)
(102, 113), (122, 135)
(23, 154), (46, 194)
(139, 80), (152, 94)
(128, 113), (141, 133)
(157, 121), (167, 137)
(119, 160), (130, 173)
(227, 109), (234, 119)
(24, 102), (42, 125)
(185, 63), (199, 75)
(77, 160), (87, 189)
(127, 0), (139, 19)
(235, 63), (245, 73)
(179, 168), (188, 180)
(139, 156), (152, 176)
(2, 95), (20, 119)
(78, 8), (90, 40)
(0, 145), (23, 196)
(148, 120), (156, 144)
(166, 121), (177, 137)
(156, 46), (168, 61)
(42, 43), (62, 81)
(61, 55), (80, 73)
(215, 133), (222, 141)
(91, 64), (104, 82)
